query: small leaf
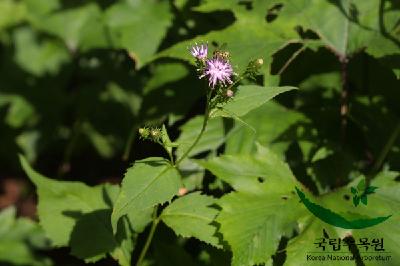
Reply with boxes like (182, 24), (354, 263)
(361, 194), (368, 205)
(160, 192), (221, 248)
(357, 178), (366, 192)
(350, 186), (358, 195)
(353, 196), (360, 207)
(210, 85), (297, 118)
(365, 186), (378, 194)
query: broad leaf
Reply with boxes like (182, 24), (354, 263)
(210, 85), (297, 119)
(111, 157), (181, 232)
(161, 192), (221, 248)
(279, 0), (400, 58)
(199, 147), (296, 194)
(202, 148), (306, 266)
(20, 156), (135, 265)
(156, 0), (299, 71)
(224, 101), (311, 156)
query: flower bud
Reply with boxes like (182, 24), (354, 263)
(226, 89), (234, 97)
(138, 127), (149, 138)
(256, 58), (264, 66)
(151, 129), (161, 138)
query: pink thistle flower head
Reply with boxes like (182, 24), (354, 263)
(189, 43), (208, 60)
(200, 57), (233, 89)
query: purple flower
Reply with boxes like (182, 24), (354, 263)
(200, 57), (233, 88)
(189, 43), (208, 60)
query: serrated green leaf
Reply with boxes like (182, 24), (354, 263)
(204, 148), (306, 266)
(217, 190), (304, 266)
(161, 192), (221, 248)
(210, 85), (297, 119)
(199, 147), (296, 194)
(19, 156), (135, 265)
(111, 157), (181, 232)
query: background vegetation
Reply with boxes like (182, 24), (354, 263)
(0, 0), (399, 265)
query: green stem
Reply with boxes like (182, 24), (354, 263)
(123, 123), (137, 161)
(158, 140), (175, 165)
(370, 122), (400, 176)
(135, 206), (160, 266)
(175, 89), (212, 166)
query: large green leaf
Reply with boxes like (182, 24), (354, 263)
(161, 192), (221, 248)
(20, 156), (135, 265)
(224, 101), (311, 156)
(279, 0), (400, 58)
(0, 206), (52, 266)
(199, 146), (297, 194)
(210, 85), (297, 119)
(156, 0), (299, 71)
(105, 0), (172, 68)
(111, 157), (181, 232)
(201, 147), (306, 266)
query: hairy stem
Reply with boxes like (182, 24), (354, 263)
(175, 89), (212, 166)
(135, 206), (160, 266)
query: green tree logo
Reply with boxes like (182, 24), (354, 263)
(350, 178), (378, 207)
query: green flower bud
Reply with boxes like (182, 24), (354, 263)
(138, 127), (149, 138)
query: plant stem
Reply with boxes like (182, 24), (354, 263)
(175, 89), (212, 166)
(123, 123), (137, 161)
(135, 206), (160, 266)
(277, 45), (305, 75)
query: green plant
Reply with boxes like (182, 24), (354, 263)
(1, 0), (399, 266)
